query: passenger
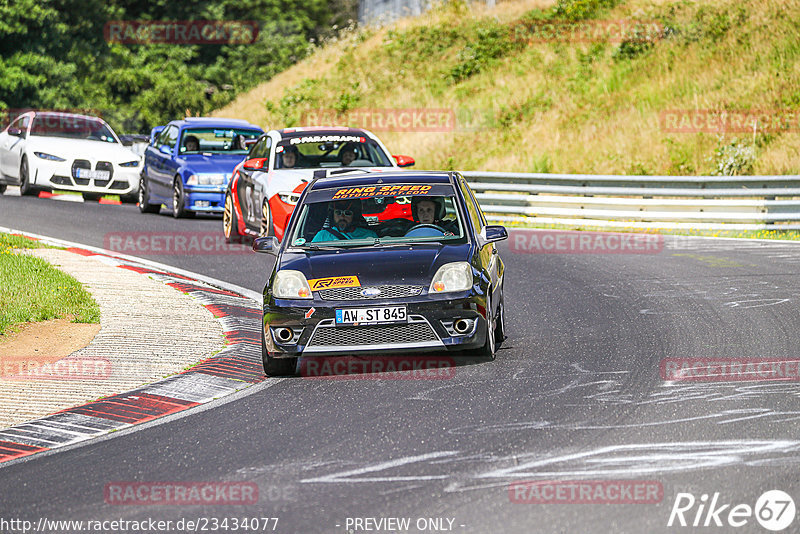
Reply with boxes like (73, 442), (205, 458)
(312, 199), (378, 242)
(409, 196), (457, 235)
(281, 145), (299, 168)
(183, 135), (200, 152)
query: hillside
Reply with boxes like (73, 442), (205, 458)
(214, 0), (800, 175)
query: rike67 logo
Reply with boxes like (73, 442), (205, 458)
(668, 490), (795, 531)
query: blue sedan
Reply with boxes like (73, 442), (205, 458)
(138, 117), (263, 217)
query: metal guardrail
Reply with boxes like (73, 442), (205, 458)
(462, 171), (800, 231)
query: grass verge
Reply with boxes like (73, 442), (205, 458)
(0, 233), (100, 336)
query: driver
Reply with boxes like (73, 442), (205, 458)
(340, 142), (358, 166)
(183, 135), (200, 152)
(312, 199), (378, 242)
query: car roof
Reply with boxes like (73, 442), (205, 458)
(275, 126), (370, 137)
(172, 117), (263, 130)
(307, 171), (456, 192)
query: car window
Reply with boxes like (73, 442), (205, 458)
(178, 128), (261, 154)
(251, 136), (270, 159)
(159, 126), (179, 149)
(463, 177), (488, 227)
(458, 177), (483, 234)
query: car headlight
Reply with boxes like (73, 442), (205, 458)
(277, 191), (301, 205)
(34, 152), (66, 162)
(429, 262), (473, 294)
(187, 173), (227, 186)
(120, 160), (140, 167)
(272, 270), (313, 299)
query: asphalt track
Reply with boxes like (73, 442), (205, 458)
(3, 191), (800, 533)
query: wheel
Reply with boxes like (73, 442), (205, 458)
(223, 194), (240, 243)
(19, 157), (34, 196)
(0, 183), (6, 194)
(81, 192), (103, 202)
(495, 294), (506, 346)
(138, 174), (159, 213)
(262, 329), (297, 376)
(474, 299), (496, 359)
(172, 177), (188, 218)
(260, 200), (274, 237)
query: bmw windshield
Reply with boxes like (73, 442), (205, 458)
(288, 183), (466, 248)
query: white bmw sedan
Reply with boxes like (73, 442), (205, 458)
(0, 111), (141, 201)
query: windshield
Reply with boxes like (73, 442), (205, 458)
(180, 128), (262, 155)
(288, 184), (464, 247)
(29, 114), (117, 143)
(276, 133), (393, 169)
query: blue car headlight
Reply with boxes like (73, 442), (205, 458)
(186, 173), (227, 186)
(34, 152), (66, 162)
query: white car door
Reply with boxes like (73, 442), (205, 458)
(0, 115), (29, 178)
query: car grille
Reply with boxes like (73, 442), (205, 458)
(307, 318), (439, 348)
(109, 180), (127, 190)
(72, 159), (91, 185)
(318, 285), (423, 301)
(95, 161), (113, 186)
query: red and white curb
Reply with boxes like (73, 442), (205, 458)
(0, 229), (265, 465)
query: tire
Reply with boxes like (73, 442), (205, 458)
(82, 192), (103, 202)
(18, 157), (34, 196)
(172, 177), (188, 218)
(0, 183), (6, 195)
(138, 174), (159, 213)
(261, 329), (297, 376)
(495, 294), (506, 346)
(223, 193), (240, 243)
(260, 200), (274, 237)
(474, 299), (497, 359)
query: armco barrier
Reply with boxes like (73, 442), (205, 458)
(462, 171), (800, 230)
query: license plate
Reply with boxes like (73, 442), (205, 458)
(75, 169), (110, 180)
(335, 306), (407, 325)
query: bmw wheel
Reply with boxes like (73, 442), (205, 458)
(138, 174), (159, 213)
(260, 200), (274, 237)
(19, 157), (34, 196)
(223, 194), (240, 243)
(172, 178), (188, 218)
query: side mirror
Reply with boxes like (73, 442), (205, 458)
(158, 144), (172, 155)
(393, 155), (415, 167)
(243, 157), (269, 171)
(253, 236), (279, 254)
(8, 127), (23, 137)
(482, 225), (508, 243)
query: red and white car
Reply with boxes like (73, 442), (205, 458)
(222, 127), (415, 242)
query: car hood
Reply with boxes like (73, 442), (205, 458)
(279, 243), (472, 286)
(177, 154), (247, 174)
(27, 137), (139, 162)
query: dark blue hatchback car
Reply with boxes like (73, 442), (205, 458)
(253, 171), (508, 376)
(138, 117), (263, 217)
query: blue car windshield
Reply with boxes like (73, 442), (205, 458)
(180, 128), (262, 155)
(289, 184), (466, 248)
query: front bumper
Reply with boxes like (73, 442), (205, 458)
(263, 292), (488, 358)
(184, 186), (226, 213)
(33, 159), (138, 195)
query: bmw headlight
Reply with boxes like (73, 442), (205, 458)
(429, 262), (473, 294)
(277, 191), (301, 205)
(120, 160), (140, 167)
(272, 270), (313, 299)
(186, 173), (227, 186)
(34, 152), (66, 162)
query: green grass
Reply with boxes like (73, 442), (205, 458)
(0, 233), (100, 336)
